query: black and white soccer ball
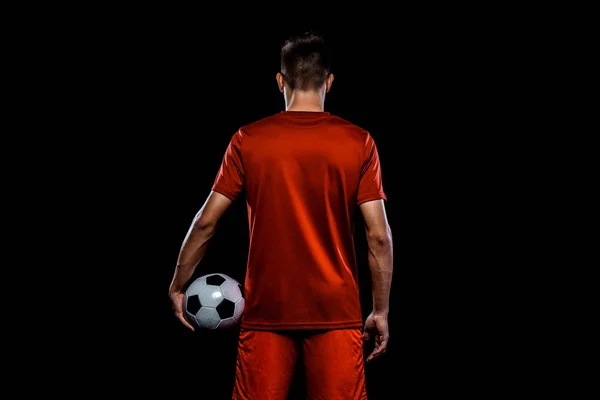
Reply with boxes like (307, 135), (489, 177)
(184, 273), (244, 330)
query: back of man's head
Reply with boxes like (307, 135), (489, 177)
(280, 31), (331, 92)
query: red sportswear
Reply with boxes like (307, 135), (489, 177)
(212, 111), (386, 330)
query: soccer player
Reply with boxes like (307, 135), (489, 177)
(169, 31), (393, 400)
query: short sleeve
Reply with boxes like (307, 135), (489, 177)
(212, 130), (244, 201)
(357, 134), (387, 205)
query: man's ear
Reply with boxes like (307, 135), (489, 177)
(326, 73), (334, 93)
(276, 72), (285, 93)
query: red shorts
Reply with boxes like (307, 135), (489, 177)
(232, 328), (367, 400)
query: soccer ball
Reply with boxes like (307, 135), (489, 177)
(184, 273), (244, 330)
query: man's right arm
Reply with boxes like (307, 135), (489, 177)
(360, 199), (393, 361)
(361, 199), (393, 314)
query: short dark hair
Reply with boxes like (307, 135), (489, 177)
(280, 31), (331, 91)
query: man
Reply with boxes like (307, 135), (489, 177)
(169, 31), (393, 400)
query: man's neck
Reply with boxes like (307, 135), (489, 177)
(285, 90), (325, 112)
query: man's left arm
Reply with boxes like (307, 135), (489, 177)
(168, 191), (233, 330)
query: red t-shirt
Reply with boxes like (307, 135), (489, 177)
(212, 111), (386, 330)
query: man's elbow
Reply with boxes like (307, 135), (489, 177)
(367, 228), (393, 248)
(193, 216), (218, 233)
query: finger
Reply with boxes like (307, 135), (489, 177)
(366, 339), (388, 362)
(366, 348), (384, 362)
(177, 313), (195, 331)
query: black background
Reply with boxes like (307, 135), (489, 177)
(72, 15), (523, 399)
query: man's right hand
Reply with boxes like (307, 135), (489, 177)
(170, 290), (195, 331)
(363, 311), (389, 362)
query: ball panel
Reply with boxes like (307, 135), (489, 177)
(216, 298), (235, 319)
(220, 278), (242, 302)
(206, 274), (226, 286)
(185, 277), (206, 296)
(216, 317), (238, 330)
(195, 307), (221, 329)
(215, 273), (239, 284)
(186, 294), (201, 315)
(233, 297), (245, 321)
(198, 285), (224, 308)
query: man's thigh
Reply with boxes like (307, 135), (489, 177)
(302, 328), (368, 400)
(232, 329), (300, 400)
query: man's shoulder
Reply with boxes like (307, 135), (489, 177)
(239, 113), (282, 134)
(328, 114), (370, 136)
